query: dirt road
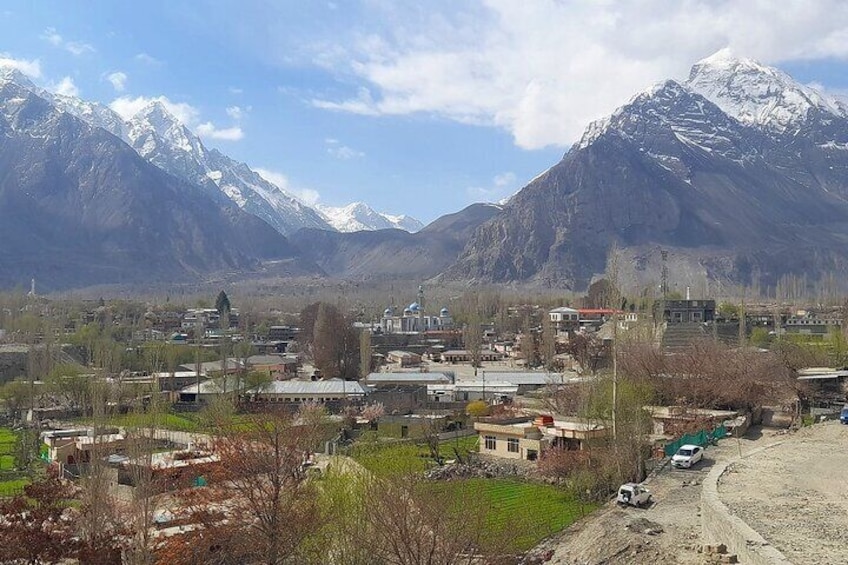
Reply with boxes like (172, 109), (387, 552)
(530, 432), (769, 565)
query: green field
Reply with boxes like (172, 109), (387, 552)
(0, 477), (28, 497)
(432, 478), (595, 552)
(0, 427), (27, 496)
(352, 434), (479, 476)
(0, 427), (15, 471)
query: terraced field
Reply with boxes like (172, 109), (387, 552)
(434, 479), (591, 552)
(0, 427), (27, 497)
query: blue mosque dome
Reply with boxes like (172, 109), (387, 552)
(408, 302), (420, 312)
(440, 307), (450, 317)
(384, 307), (393, 316)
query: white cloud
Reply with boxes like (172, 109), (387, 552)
(64, 41), (95, 56)
(109, 95), (200, 125)
(467, 171), (518, 203)
(41, 27), (62, 46)
(228, 87), (243, 95)
(225, 105), (248, 120)
(53, 76), (79, 97)
(255, 168), (321, 206)
(325, 138), (364, 159)
(307, 1), (848, 149)
(106, 71), (127, 92)
(110, 95), (243, 141)
(196, 122), (244, 141)
(41, 27), (95, 56)
(493, 172), (516, 188)
(134, 52), (162, 65)
(0, 54), (41, 78)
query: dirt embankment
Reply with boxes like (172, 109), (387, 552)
(527, 429), (786, 565)
(719, 422), (848, 565)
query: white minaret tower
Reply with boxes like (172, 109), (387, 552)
(27, 278), (36, 297)
(418, 284), (425, 331)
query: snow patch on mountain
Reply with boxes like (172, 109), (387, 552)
(318, 202), (424, 232)
(686, 48), (846, 133)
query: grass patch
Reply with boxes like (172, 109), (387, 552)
(0, 477), (29, 497)
(351, 434), (479, 477)
(0, 427), (16, 471)
(0, 428), (16, 445)
(432, 479), (594, 552)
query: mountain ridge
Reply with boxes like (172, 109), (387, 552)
(443, 52), (848, 290)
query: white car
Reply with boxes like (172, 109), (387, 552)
(671, 444), (704, 468)
(616, 483), (652, 508)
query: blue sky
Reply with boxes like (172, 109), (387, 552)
(3, 1), (848, 223)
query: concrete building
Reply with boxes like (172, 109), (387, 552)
(247, 379), (369, 403)
(42, 429), (125, 466)
(363, 372), (453, 388)
(549, 306), (580, 335)
(474, 415), (607, 461)
(662, 299), (716, 324)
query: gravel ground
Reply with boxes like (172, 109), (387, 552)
(527, 430), (775, 565)
(719, 421), (848, 565)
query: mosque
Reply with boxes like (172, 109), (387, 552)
(380, 285), (453, 334)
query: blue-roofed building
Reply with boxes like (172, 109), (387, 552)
(380, 284), (453, 333)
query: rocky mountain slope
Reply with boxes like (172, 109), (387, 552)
(444, 52), (848, 290)
(0, 80), (306, 290)
(290, 203), (500, 279)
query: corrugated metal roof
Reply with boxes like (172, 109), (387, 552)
(475, 372), (577, 385)
(250, 379), (368, 396)
(179, 376), (244, 394)
(364, 372), (451, 383)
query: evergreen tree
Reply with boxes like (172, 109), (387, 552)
(215, 291), (231, 316)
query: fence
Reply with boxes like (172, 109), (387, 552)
(663, 425), (727, 457)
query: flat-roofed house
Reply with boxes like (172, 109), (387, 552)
(386, 350), (422, 367)
(474, 415), (607, 461)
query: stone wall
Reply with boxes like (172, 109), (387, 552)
(700, 443), (793, 565)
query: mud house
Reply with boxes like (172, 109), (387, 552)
(386, 350), (422, 367)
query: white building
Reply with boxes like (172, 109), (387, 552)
(548, 306), (579, 334)
(380, 285), (453, 334)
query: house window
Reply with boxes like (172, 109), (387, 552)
(507, 438), (519, 453)
(484, 436), (496, 450)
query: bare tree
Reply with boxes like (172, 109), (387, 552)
(156, 409), (325, 564)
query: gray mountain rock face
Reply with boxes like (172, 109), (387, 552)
(444, 53), (848, 290)
(0, 82), (304, 290)
(290, 203), (501, 280)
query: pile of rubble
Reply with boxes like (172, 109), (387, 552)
(424, 458), (531, 481)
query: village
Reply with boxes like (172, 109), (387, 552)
(0, 283), (847, 564)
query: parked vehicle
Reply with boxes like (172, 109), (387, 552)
(616, 483), (652, 508)
(840, 406), (848, 424)
(671, 444), (704, 468)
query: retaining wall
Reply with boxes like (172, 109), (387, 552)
(700, 442), (793, 565)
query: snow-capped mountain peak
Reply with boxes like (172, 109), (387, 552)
(687, 48), (844, 132)
(0, 67), (36, 89)
(129, 101), (204, 156)
(318, 201), (423, 232)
